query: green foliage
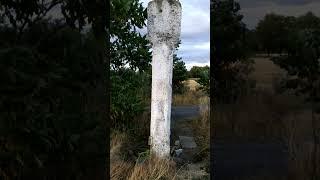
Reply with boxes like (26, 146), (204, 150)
(0, 21), (106, 179)
(256, 14), (296, 54)
(296, 12), (320, 30)
(272, 28), (320, 108)
(111, 69), (150, 131)
(0, 0), (108, 178)
(267, 13), (320, 179)
(189, 66), (209, 78)
(136, 149), (150, 163)
(187, 65), (210, 94)
(173, 54), (188, 94)
(256, 12), (320, 55)
(260, 12), (320, 107)
(0, 0), (107, 39)
(196, 66), (210, 95)
(109, 0), (152, 132)
(110, 0), (151, 71)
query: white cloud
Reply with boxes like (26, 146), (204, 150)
(240, 1), (320, 29)
(139, 0), (210, 65)
(183, 41), (210, 51)
(181, 1), (210, 38)
(185, 61), (210, 71)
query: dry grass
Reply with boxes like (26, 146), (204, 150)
(191, 95), (210, 170)
(284, 113), (320, 180)
(213, 88), (320, 179)
(172, 91), (202, 105)
(193, 97), (210, 144)
(111, 156), (177, 180)
(184, 78), (201, 91)
(249, 57), (319, 179)
(111, 78), (207, 180)
(110, 109), (179, 180)
(128, 157), (177, 180)
(214, 92), (278, 140)
(172, 79), (206, 106)
(110, 130), (178, 180)
(211, 56), (320, 179)
(250, 57), (286, 92)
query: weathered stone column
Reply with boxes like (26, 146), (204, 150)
(147, 0), (182, 158)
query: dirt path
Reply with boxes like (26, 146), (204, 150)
(212, 140), (288, 179)
(171, 105), (289, 180)
(171, 105), (209, 179)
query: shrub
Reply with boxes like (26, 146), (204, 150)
(110, 68), (151, 131)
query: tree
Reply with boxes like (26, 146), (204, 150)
(0, 1), (109, 179)
(211, 0), (253, 103)
(296, 12), (320, 30)
(256, 13), (297, 55)
(0, 0), (192, 177)
(0, 21), (107, 179)
(271, 13), (320, 179)
(245, 29), (260, 53)
(110, 0), (151, 71)
(189, 66), (208, 78)
(109, 0), (153, 132)
(173, 54), (188, 94)
(196, 66), (210, 95)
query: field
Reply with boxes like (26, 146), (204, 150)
(213, 56), (319, 179)
(172, 78), (204, 105)
(250, 57), (286, 91)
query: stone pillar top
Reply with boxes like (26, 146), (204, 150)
(147, 0), (182, 48)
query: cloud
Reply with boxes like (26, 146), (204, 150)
(239, 0), (319, 8)
(185, 61), (210, 71)
(140, 0), (210, 68)
(239, 0), (320, 29)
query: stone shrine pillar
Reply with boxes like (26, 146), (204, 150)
(147, 0), (182, 158)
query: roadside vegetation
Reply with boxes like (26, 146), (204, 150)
(110, 0), (210, 179)
(0, 1), (108, 179)
(213, 0), (320, 179)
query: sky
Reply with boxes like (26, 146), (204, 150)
(139, 0), (210, 70)
(137, 0), (320, 70)
(239, 0), (320, 29)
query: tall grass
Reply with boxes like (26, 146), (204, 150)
(110, 130), (177, 180)
(111, 78), (210, 179)
(172, 90), (204, 105)
(110, 109), (179, 179)
(213, 85), (320, 179)
(211, 57), (320, 179)
(172, 79), (206, 106)
(192, 96), (210, 147)
(128, 157), (177, 180)
(191, 95), (210, 172)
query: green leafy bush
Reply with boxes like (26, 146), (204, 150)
(0, 22), (106, 179)
(111, 69), (151, 131)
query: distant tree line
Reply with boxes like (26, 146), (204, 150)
(211, 0), (255, 104)
(250, 12), (320, 55)
(259, 12), (320, 179)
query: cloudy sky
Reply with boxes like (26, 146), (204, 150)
(239, 0), (320, 29)
(137, 0), (320, 70)
(139, 0), (210, 70)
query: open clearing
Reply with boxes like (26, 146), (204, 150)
(250, 57), (286, 91)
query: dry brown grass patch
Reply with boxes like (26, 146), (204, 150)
(128, 156), (177, 180)
(191, 96), (210, 165)
(111, 127), (178, 180)
(172, 90), (201, 105)
(172, 78), (206, 106)
(111, 154), (177, 180)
